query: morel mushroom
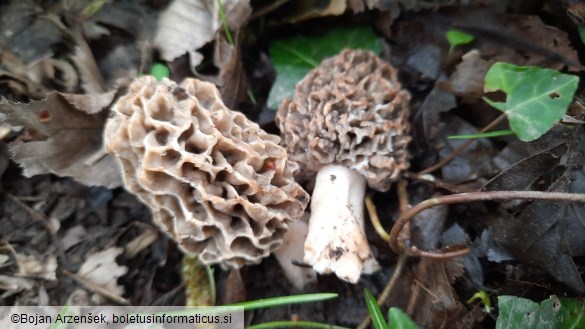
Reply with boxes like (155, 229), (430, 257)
(276, 49), (411, 282)
(104, 76), (309, 268)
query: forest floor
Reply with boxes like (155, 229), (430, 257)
(2, 0), (585, 328)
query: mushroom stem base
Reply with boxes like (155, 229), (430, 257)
(304, 164), (380, 283)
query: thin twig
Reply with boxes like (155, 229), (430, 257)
(358, 179), (411, 329)
(389, 191), (585, 256)
(2, 190), (74, 271)
(356, 253), (408, 329)
(62, 269), (130, 305)
(404, 172), (477, 193)
(365, 194), (391, 241)
(418, 113), (507, 175)
(250, 0), (291, 21)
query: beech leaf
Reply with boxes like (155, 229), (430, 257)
(154, 0), (251, 63)
(485, 126), (585, 291)
(483, 62), (579, 142)
(0, 91), (122, 188)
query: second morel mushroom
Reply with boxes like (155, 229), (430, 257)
(104, 76), (309, 268)
(276, 49), (411, 282)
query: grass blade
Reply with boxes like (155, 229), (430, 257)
(232, 293), (338, 311)
(364, 288), (389, 329)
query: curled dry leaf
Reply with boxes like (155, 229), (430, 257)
(70, 32), (107, 93)
(78, 247), (128, 298)
(15, 253), (57, 281)
(279, 0), (347, 23)
(445, 50), (491, 103)
(197, 31), (247, 109)
(0, 3), (65, 66)
(154, 0), (252, 63)
(0, 69), (49, 101)
(408, 258), (467, 328)
(61, 225), (88, 250)
(0, 275), (35, 298)
(0, 254), (9, 266)
(0, 91), (122, 188)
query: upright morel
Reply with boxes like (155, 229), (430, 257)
(276, 49), (411, 282)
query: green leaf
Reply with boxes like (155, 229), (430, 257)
(496, 295), (585, 329)
(364, 288), (389, 329)
(388, 308), (420, 329)
(466, 290), (493, 313)
(446, 29), (474, 48)
(268, 26), (381, 109)
(483, 62), (579, 142)
(150, 63), (170, 81)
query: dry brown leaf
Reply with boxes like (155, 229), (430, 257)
(222, 269), (246, 305)
(61, 225), (88, 250)
(78, 247), (127, 297)
(283, 0), (389, 18)
(66, 289), (90, 305)
(503, 15), (580, 70)
(282, 0), (347, 23)
(0, 91), (122, 188)
(123, 228), (159, 259)
(0, 69), (49, 99)
(444, 50), (492, 103)
(15, 253), (57, 281)
(0, 275), (35, 298)
(28, 59), (78, 93)
(349, 0), (400, 12)
(154, 0), (251, 63)
(453, 13), (579, 70)
(408, 259), (467, 329)
(195, 31), (247, 109)
(0, 254), (9, 267)
(70, 35), (107, 93)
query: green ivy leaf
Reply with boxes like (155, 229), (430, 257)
(483, 62), (579, 142)
(496, 295), (585, 329)
(446, 29), (474, 48)
(388, 308), (420, 329)
(268, 26), (381, 109)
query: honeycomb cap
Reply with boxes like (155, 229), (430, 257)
(276, 49), (411, 191)
(104, 76), (309, 268)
